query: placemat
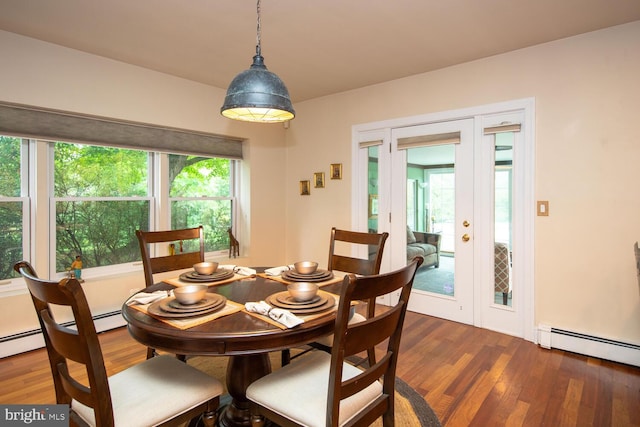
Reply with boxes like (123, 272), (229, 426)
(258, 271), (345, 287)
(243, 291), (341, 330)
(163, 272), (247, 288)
(130, 300), (244, 330)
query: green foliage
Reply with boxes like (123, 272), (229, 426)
(169, 154), (230, 197)
(0, 136), (21, 197)
(0, 137), (23, 279)
(0, 139), (235, 278)
(54, 143), (148, 197)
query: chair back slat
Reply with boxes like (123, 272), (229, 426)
(136, 226), (204, 288)
(14, 261), (114, 426)
(327, 227), (388, 276)
(343, 307), (402, 356)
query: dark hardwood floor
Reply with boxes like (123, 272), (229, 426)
(1, 310), (639, 426)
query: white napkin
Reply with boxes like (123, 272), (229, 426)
(126, 290), (172, 305)
(219, 265), (257, 276)
(264, 265), (294, 276)
(244, 301), (304, 328)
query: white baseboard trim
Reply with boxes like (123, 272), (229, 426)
(0, 311), (126, 359)
(537, 324), (640, 367)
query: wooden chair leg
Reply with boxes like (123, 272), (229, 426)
(146, 347), (155, 359)
(281, 349), (291, 366)
(250, 415), (266, 427)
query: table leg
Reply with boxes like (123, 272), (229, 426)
(218, 354), (271, 427)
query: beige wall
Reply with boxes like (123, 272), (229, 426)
(1, 20), (639, 347)
(0, 30), (289, 337)
(286, 21), (640, 344)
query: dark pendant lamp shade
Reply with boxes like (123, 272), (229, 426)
(220, 0), (295, 123)
(221, 53), (295, 123)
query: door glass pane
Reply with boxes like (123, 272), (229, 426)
(367, 146), (379, 232)
(494, 133), (513, 306)
(407, 144), (455, 296)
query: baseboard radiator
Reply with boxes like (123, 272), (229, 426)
(538, 324), (640, 367)
(0, 311), (126, 359)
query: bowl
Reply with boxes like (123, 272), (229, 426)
(173, 284), (208, 305)
(193, 262), (218, 275)
(293, 261), (318, 275)
(287, 282), (319, 302)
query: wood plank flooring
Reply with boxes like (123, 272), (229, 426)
(1, 310), (639, 426)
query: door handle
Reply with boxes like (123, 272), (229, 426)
(463, 220), (470, 227)
(462, 234), (470, 242)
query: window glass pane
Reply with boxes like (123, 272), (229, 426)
(0, 202), (24, 279)
(171, 199), (232, 252)
(367, 146), (379, 232)
(0, 136), (24, 280)
(0, 136), (21, 197)
(54, 143), (148, 197)
(54, 143), (150, 273)
(55, 200), (149, 272)
(169, 154), (233, 252)
(494, 132), (513, 306)
(169, 155), (230, 197)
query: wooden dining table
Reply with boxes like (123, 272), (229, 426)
(121, 267), (344, 427)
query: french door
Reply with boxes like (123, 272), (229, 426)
(353, 100), (535, 340)
(390, 119), (475, 324)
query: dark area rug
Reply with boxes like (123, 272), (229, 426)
(188, 352), (441, 426)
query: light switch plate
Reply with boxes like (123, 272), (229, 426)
(537, 201), (549, 216)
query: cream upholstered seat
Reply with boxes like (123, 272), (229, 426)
(247, 257), (423, 427)
(14, 260), (222, 427)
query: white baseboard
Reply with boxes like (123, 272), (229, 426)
(0, 311), (126, 359)
(538, 324), (640, 367)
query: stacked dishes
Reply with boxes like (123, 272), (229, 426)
(266, 291), (335, 315)
(179, 268), (235, 283)
(147, 293), (227, 318)
(281, 269), (333, 282)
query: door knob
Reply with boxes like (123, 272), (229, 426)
(462, 234), (470, 242)
(463, 220), (470, 227)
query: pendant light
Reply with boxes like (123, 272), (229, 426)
(220, 0), (295, 123)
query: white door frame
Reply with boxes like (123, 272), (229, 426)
(351, 98), (536, 343)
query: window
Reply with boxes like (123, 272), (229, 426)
(53, 143), (151, 272)
(0, 135), (239, 293)
(0, 136), (28, 281)
(168, 154), (235, 253)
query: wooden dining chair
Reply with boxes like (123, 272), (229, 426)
(247, 257), (423, 427)
(14, 260), (223, 427)
(136, 226), (204, 358)
(282, 227), (389, 366)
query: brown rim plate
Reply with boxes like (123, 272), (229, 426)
(266, 292), (335, 314)
(179, 269), (234, 282)
(148, 297), (227, 318)
(273, 293), (327, 309)
(165, 294), (225, 312)
(281, 270), (334, 282)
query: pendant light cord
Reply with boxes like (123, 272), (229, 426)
(256, 0), (262, 57)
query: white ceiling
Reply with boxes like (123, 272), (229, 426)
(1, 0), (639, 103)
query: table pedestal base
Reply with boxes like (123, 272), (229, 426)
(218, 354), (272, 427)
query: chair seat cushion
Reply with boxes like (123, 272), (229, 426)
(72, 355), (223, 427)
(246, 351), (383, 427)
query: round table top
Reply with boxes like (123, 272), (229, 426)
(121, 270), (343, 356)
